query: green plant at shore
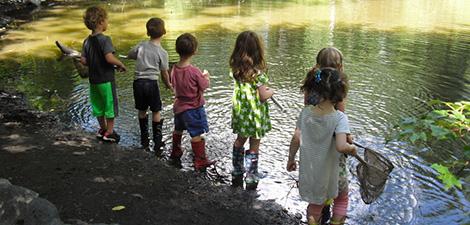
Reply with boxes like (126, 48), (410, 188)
(396, 100), (469, 190)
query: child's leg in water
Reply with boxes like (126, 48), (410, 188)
(97, 116), (107, 130)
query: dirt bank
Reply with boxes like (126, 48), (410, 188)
(0, 0), (62, 34)
(0, 90), (301, 225)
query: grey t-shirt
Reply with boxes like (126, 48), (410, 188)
(128, 41), (169, 80)
(82, 33), (115, 84)
(296, 106), (350, 204)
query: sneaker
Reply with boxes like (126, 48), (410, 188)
(96, 128), (106, 139)
(103, 131), (120, 143)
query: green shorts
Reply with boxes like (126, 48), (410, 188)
(89, 81), (118, 118)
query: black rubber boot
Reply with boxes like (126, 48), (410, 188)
(152, 119), (164, 156)
(139, 116), (149, 149)
(231, 146), (245, 188)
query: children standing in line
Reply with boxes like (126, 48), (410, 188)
(287, 68), (356, 225)
(229, 31), (274, 190)
(127, 17), (172, 154)
(169, 33), (214, 171)
(80, 6), (126, 143)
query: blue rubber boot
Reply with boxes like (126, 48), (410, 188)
(231, 146), (245, 187)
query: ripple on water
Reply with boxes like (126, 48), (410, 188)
(3, 1), (469, 223)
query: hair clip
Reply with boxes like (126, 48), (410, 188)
(315, 69), (322, 83)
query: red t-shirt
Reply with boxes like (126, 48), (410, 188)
(171, 64), (209, 114)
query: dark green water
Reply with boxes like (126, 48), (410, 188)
(0, 1), (469, 224)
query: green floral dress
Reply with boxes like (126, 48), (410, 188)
(231, 73), (272, 139)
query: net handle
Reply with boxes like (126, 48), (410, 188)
(353, 142), (369, 166)
(353, 142), (386, 172)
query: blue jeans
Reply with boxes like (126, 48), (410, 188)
(174, 106), (209, 137)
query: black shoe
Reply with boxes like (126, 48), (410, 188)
(231, 175), (244, 188)
(154, 147), (164, 158)
(168, 158), (183, 169)
(103, 131), (120, 143)
(245, 182), (258, 191)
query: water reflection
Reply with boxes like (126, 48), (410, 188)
(0, 0), (469, 224)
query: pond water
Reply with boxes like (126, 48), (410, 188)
(0, 0), (469, 224)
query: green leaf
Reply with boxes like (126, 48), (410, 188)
(422, 119), (435, 126)
(401, 117), (416, 125)
(428, 111), (446, 120)
(431, 164), (462, 190)
(428, 99), (443, 106)
(464, 146), (470, 159)
(433, 110), (449, 117)
(451, 112), (465, 121)
(409, 133), (419, 143)
(400, 128), (414, 136)
(419, 132), (427, 142)
(430, 125), (450, 138)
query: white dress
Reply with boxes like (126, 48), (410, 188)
(296, 106), (350, 204)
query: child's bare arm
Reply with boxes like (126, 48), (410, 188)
(287, 128), (301, 171)
(335, 133), (356, 155)
(80, 56), (87, 66)
(258, 85), (274, 102)
(105, 53), (127, 72)
(161, 70), (172, 90)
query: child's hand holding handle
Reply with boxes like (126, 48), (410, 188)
(286, 159), (297, 171)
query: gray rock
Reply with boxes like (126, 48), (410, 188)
(0, 178), (63, 225)
(0, 179), (11, 186)
(0, 180), (39, 224)
(25, 198), (63, 225)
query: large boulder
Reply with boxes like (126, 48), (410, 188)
(0, 178), (64, 225)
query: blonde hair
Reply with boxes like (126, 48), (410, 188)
(316, 47), (343, 70)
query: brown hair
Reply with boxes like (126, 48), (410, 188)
(175, 33), (198, 57)
(316, 47), (343, 70)
(83, 6), (108, 31)
(146, 18), (166, 39)
(301, 68), (348, 104)
(229, 31), (267, 82)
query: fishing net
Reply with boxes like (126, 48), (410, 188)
(356, 147), (394, 204)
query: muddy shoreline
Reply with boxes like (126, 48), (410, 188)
(0, 0), (62, 34)
(0, 90), (301, 224)
(0, 2), (301, 224)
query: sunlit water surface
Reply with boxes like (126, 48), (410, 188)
(0, 0), (469, 224)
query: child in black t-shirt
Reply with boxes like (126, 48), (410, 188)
(80, 6), (126, 143)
